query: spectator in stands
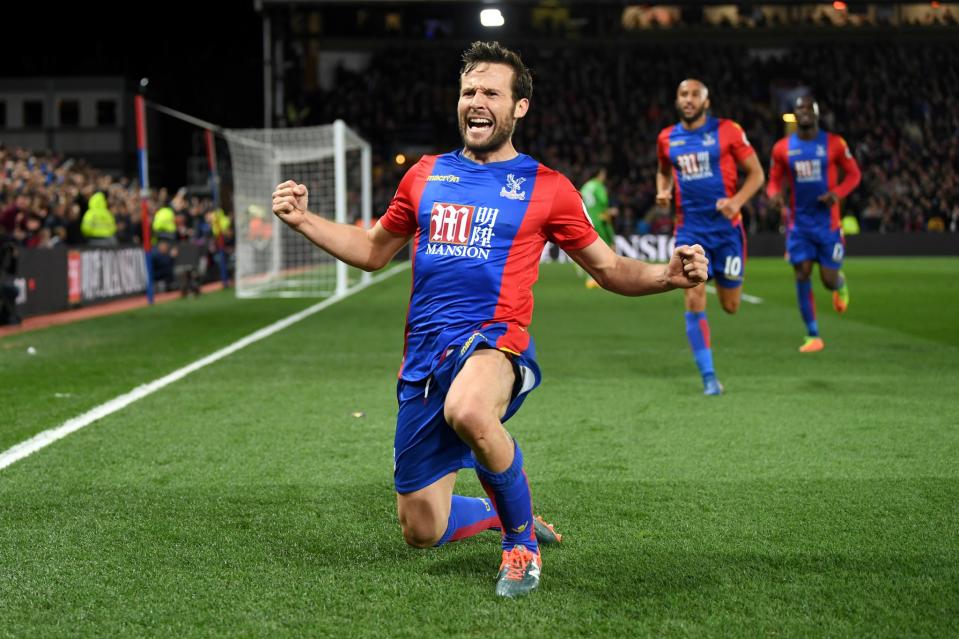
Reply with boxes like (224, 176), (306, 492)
(0, 232), (20, 325)
(151, 239), (178, 292)
(152, 204), (177, 242)
(64, 203), (85, 244)
(0, 194), (30, 235)
(80, 192), (117, 246)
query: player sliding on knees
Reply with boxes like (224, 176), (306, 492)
(273, 41), (708, 599)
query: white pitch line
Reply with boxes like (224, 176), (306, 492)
(705, 284), (763, 305)
(0, 263), (409, 472)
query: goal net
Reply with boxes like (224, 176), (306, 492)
(223, 120), (372, 298)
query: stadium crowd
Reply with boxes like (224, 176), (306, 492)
(2, 42), (956, 251)
(302, 42), (959, 236)
(0, 145), (231, 252)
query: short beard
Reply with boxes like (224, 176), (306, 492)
(679, 105), (706, 125)
(459, 114), (516, 156)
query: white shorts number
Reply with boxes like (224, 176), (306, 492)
(832, 242), (844, 262)
(724, 255), (742, 277)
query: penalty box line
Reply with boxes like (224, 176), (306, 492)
(0, 263), (410, 473)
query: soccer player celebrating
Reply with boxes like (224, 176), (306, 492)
(273, 42), (708, 598)
(580, 167), (618, 288)
(768, 96), (862, 353)
(655, 79), (765, 395)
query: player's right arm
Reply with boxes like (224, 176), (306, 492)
(272, 180), (410, 272)
(655, 128), (674, 207)
(766, 138), (789, 209)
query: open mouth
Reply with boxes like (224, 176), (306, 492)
(467, 116), (494, 133)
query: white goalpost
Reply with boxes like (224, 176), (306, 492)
(224, 120), (372, 298)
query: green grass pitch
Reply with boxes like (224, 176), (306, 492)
(1, 257), (957, 637)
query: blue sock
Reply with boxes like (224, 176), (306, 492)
(684, 311), (715, 379)
(434, 495), (501, 547)
(474, 439), (538, 554)
(796, 280), (819, 336)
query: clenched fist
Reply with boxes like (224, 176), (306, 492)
(666, 244), (708, 288)
(272, 180), (310, 229)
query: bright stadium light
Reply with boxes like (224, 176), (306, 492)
(395, 153), (407, 165)
(783, 113), (797, 123)
(480, 8), (505, 28)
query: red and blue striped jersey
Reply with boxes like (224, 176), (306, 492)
(768, 131), (861, 232)
(380, 150), (598, 382)
(657, 116), (755, 234)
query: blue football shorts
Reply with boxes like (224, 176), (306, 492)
(392, 329), (541, 495)
(675, 225), (747, 289)
(787, 226), (844, 270)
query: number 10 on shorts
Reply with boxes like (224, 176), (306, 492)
(724, 255), (742, 277)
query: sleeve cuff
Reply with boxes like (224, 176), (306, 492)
(559, 229), (600, 252)
(379, 215), (410, 235)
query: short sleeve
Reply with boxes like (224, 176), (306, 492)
(544, 175), (599, 252)
(656, 128), (673, 172)
(722, 120), (756, 162)
(379, 160), (427, 235)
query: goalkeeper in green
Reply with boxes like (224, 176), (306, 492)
(580, 168), (617, 288)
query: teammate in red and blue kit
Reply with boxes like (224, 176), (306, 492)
(273, 42), (709, 598)
(768, 95), (861, 353)
(656, 79), (765, 395)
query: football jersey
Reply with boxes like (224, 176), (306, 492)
(657, 116), (755, 235)
(380, 150), (598, 382)
(768, 131), (862, 232)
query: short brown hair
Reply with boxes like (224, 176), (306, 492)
(460, 41), (533, 102)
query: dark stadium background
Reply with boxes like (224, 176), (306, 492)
(4, 2), (263, 185)
(5, 1), (956, 236)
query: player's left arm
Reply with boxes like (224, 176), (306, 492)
(717, 153), (764, 219)
(568, 238), (708, 296)
(547, 175), (706, 294)
(819, 136), (862, 205)
(716, 122), (765, 219)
